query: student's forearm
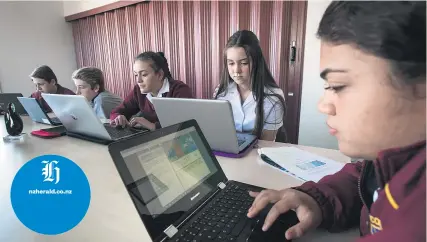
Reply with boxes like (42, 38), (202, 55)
(110, 105), (136, 120)
(260, 129), (278, 141)
(110, 91), (139, 120)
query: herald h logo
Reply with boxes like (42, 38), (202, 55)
(42, 160), (60, 184)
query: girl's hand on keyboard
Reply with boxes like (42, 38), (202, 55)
(129, 117), (155, 131)
(110, 115), (129, 128)
(246, 189), (322, 240)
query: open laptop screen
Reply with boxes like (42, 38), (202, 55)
(0, 93), (27, 115)
(113, 122), (226, 241)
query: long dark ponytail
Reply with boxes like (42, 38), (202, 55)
(135, 51), (173, 80)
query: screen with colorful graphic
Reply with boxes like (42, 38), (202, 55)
(120, 126), (218, 217)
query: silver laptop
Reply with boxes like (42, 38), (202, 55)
(151, 97), (257, 154)
(17, 97), (62, 125)
(41, 94), (149, 144)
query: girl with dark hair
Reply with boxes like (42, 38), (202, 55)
(214, 30), (286, 141)
(247, 2), (425, 242)
(110, 51), (193, 130)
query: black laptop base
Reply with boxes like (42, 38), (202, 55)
(49, 117), (62, 126)
(166, 180), (298, 242)
(66, 130), (149, 145)
(66, 131), (113, 145)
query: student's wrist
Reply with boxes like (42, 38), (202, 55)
(148, 122), (156, 131)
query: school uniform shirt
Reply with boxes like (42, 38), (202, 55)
(110, 78), (193, 129)
(214, 82), (285, 133)
(30, 84), (75, 113)
(90, 90), (123, 119)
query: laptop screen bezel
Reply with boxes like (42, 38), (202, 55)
(108, 119), (229, 242)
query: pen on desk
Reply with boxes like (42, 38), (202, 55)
(260, 154), (307, 182)
(260, 154), (288, 171)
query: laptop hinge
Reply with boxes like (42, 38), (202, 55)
(163, 224), (178, 238)
(218, 182), (226, 189)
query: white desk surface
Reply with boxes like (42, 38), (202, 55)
(0, 116), (359, 242)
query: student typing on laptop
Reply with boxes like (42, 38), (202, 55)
(29, 65), (75, 113)
(247, 2), (426, 242)
(110, 51), (193, 130)
(72, 67), (123, 119)
(213, 30), (286, 142)
(108, 120), (300, 242)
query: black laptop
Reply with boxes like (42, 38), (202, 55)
(0, 93), (28, 115)
(108, 119), (299, 242)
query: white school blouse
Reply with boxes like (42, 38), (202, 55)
(214, 82), (285, 133)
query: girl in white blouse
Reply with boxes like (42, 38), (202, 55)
(214, 30), (286, 141)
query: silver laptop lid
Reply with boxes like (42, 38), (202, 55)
(151, 98), (245, 154)
(17, 97), (52, 124)
(41, 94), (112, 140)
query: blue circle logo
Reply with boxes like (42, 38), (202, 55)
(10, 155), (91, 235)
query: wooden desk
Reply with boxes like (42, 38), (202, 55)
(0, 117), (359, 242)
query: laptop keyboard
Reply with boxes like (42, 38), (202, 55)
(51, 117), (61, 124)
(103, 124), (142, 139)
(171, 184), (254, 241)
(237, 139), (246, 146)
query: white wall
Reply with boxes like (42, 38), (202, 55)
(298, 0), (338, 150)
(63, 0), (119, 16)
(0, 1), (77, 96)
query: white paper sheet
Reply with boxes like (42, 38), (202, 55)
(258, 147), (345, 182)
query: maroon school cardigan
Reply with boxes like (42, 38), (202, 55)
(30, 84), (75, 113)
(293, 140), (426, 242)
(110, 79), (193, 128)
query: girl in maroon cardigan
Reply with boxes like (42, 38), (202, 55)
(247, 2), (426, 242)
(110, 51), (193, 130)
